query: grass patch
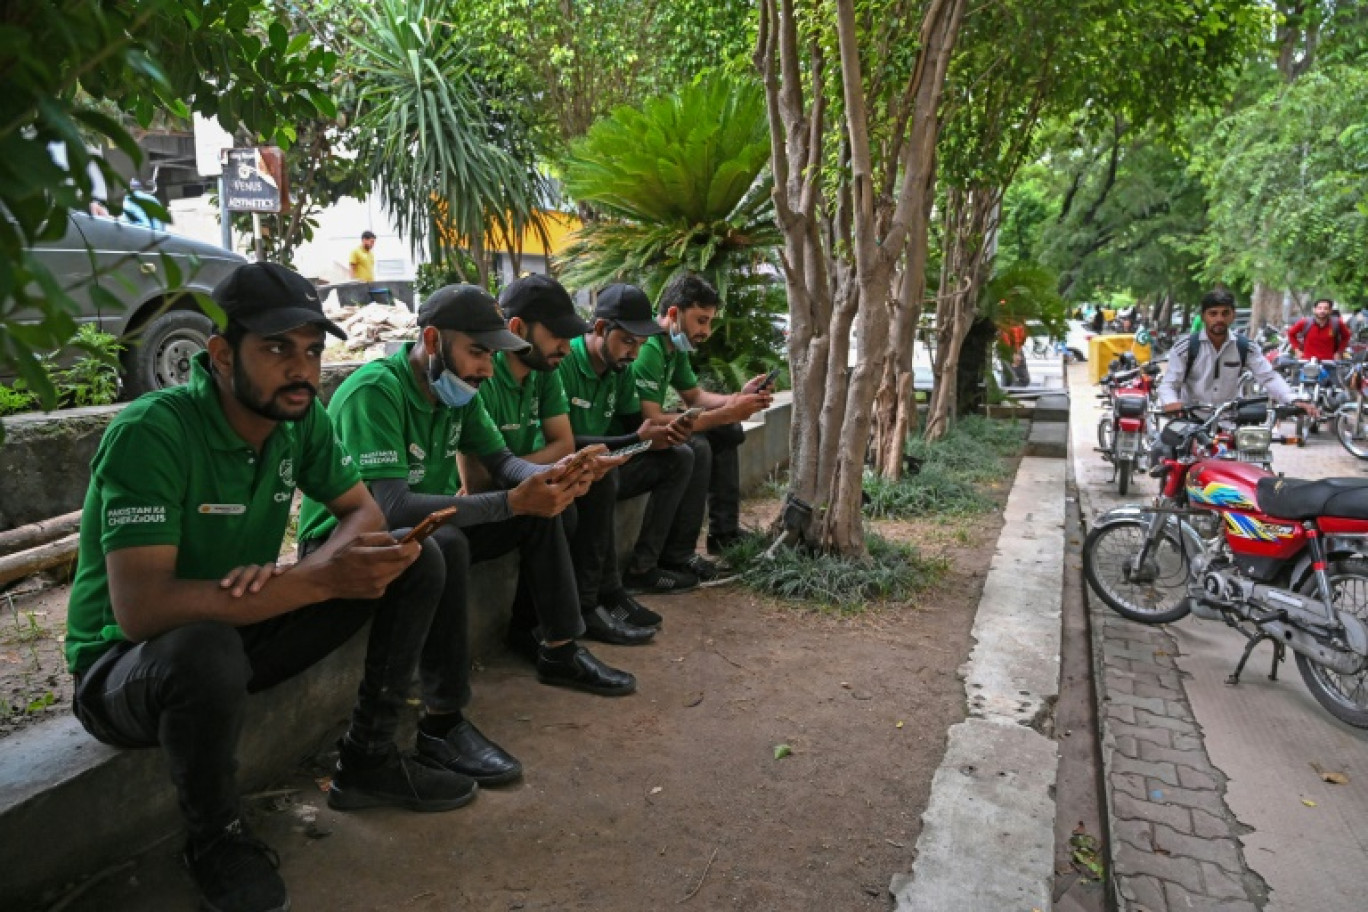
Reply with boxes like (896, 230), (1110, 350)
(865, 415), (1025, 519)
(724, 531), (947, 614)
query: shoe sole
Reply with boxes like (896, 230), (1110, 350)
(622, 583), (697, 596)
(326, 782), (479, 813)
(583, 629), (657, 646)
(697, 575), (739, 588)
(536, 673), (637, 697)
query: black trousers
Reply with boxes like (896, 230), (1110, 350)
(436, 514), (585, 666)
(703, 422), (744, 541)
(72, 540), (446, 841)
(616, 443), (696, 571)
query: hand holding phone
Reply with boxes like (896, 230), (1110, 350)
(677, 406), (704, 421)
(399, 506), (459, 544)
(607, 439), (654, 460)
(548, 447), (596, 483)
(758, 367), (780, 391)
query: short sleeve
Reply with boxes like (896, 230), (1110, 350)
(296, 401), (362, 503)
(333, 380), (409, 481)
(630, 339), (668, 406)
(94, 420), (187, 554)
(540, 371), (569, 419)
(671, 351), (698, 391)
(459, 398), (508, 456)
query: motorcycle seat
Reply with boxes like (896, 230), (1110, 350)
(1256, 476), (1368, 520)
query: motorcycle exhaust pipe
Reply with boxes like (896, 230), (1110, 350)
(1250, 618), (1366, 676)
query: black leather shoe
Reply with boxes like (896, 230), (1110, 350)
(583, 605), (656, 645)
(537, 645), (636, 696)
(416, 720), (523, 786)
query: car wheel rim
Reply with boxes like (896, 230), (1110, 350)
(157, 333), (206, 387)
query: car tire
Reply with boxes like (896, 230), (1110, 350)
(124, 310), (214, 397)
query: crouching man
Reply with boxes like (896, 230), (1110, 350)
(65, 263), (474, 912)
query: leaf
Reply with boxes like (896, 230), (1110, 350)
(1302, 799), (1317, 807)
(1310, 761), (1349, 785)
(773, 744), (792, 760)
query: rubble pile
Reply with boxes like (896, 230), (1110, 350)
(321, 290), (417, 362)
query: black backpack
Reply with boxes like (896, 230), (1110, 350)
(1184, 332), (1250, 377)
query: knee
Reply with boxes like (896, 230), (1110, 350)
(672, 442), (696, 473)
(688, 434), (712, 464)
(161, 622), (250, 702)
(430, 524), (470, 569)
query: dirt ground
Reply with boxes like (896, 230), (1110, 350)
(9, 477), (1014, 911)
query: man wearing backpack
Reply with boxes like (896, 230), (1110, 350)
(1159, 287), (1309, 414)
(1287, 298), (1351, 362)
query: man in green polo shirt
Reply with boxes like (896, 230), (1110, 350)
(630, 272), (772, 576)
(559, 284), (699, 609)
(297, 283), (637, 786)
(472, 273), (659, 647)
(65, 263), (475, 912)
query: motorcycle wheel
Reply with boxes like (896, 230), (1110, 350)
(1295, 414), (1308, 447)
(1117, 458), (1132, 496)
(1083, 517), (1192, 624)
(1335, 405), (1368, 459)
(1295, 558), (1368, 728)
(1097, 416), (1114, 454)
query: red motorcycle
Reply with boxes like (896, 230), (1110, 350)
(1096, 360), (1161, 495)
(1083, 398), (1368, 728)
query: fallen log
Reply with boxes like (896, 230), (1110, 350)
(0, 510), (83, 557)
(0, 533), (79, 587)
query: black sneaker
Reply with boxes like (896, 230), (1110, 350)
(183, 819), (289, 912)
(328, 745), (478, 812)
(623, 566), (698, 595)
(663, 554), (737, 587)
(602, 589), (662, 628)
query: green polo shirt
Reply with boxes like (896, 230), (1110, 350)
(296, 343), (507, 541)
(64, 353), (360, 674)
(477, 351), (569, 457)
(630, 333), (698, 407)
(557, 335), (641, 437)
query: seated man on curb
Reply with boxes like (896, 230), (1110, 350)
(558, 284), (697, 614)
(64, 262), (475, 912)
(469, 273), (658, 648)
(630, 273), (772, 572)
(296, 284), (636, 787)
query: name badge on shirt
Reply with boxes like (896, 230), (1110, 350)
(571, 397), (591, 409)
(198, 504), (247, 515)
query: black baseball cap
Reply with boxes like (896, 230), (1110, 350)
(594, 284), (665, 338)
(212, 262), (346, 339)
(499, 274), (591, 340)
(418, 284), (529, 352)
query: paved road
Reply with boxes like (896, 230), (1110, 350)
(1069, 362), (1368, 911)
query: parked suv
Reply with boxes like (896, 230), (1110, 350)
(21, 211), (247, 396)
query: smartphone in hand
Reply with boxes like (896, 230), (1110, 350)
(399, 506), (459, 544)
(677, 406), (704, 421)
(548, 448), (595, 482)
(758, 367), (781, 391)
(607, 439), (654, 459)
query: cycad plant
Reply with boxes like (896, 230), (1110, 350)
(557, 73), (780, 304)
(349, 0), (550, 286)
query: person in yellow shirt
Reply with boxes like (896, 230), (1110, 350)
(349, 231), (376, 282)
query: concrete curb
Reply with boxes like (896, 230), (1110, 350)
(891, 455), (1066, 910)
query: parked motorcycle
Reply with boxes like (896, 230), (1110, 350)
(1096, 360), (1161, 495)
(1083, 398), (1368, 728)
(1334, 351), (1368, 460)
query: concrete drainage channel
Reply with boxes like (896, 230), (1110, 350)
(890, 394), (1068, 910)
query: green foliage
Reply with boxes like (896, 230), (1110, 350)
(980, 261), (1067, 337)
(1195, 64), (1368, 297)
(723, 532), (947, 614)
(863, 417), (1025, 518)
(0, 0), (335, 437)
(0, 326), (123, 416)
(349, 0), (552, 280)
(695, 281), (788, 393)
(414, 255), (487, 298)
(557, 73), (780, 303)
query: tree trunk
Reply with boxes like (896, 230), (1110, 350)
(1249, 282), (1282, 334)
(756, 0), (965, 555)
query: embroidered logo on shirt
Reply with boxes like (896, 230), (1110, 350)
(571, 397), (591, 409)
(501, 423), (522, 431)
(106, 506), (167, 526)
(277, 458), (295, 488)
(637, 379), (659, 391)
(408, 442), (427, 461)
(360, 450), (399, 466)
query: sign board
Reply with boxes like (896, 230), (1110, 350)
(222, 147), (289, 213)
(192, 113), (233, 177)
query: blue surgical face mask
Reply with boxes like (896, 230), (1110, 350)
(669, 317), (695, 353)
(428, 354), (478, 408)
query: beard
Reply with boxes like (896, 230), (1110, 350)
(518, 345), (558, 373)
(232, 356), (317, 422)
